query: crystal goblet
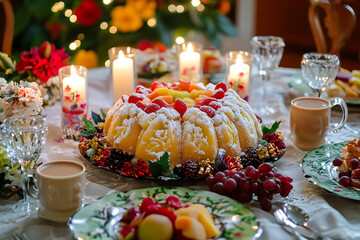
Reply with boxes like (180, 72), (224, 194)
(301, 53), (340, 98)
(250, 36), (285, 116)
(1, 115), (47, 213)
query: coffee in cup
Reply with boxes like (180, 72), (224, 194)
(36, 160), (86, 223)
(290, 97), (348, 151)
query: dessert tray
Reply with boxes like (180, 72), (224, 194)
(289, 73), (360, 106)
(68, 187), (258, 240)
(301, 141), (360, 201)
(78, 113), (286, 181)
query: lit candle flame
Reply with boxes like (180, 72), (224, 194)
(187, 43), (194, 53)
(70, 65), (78, 76)
(236, 55), (243, 65)
(118, 50), (125, 59)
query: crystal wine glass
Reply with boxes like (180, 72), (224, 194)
(250, 36), (285, 116)
(1, 115), (47, 213)
(301, 53), (340, 98)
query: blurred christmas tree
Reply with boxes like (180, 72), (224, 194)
(12, 0), (237, 67)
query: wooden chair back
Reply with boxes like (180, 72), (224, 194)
(308, 0), (356, 56)
(0, 0), (14, 55)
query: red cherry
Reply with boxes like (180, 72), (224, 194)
(140, 197), (156, 213)
(135, 85), (152, 95)
(165, 196), (182, 210)
(152, 98), (170, 108)
(174, 98), (187, 117)
(120, 226), (136, 239)
(209, 101), (221, 110)
(199, 105), (216, 118)
(198, 97), (217, 106)
(157, 207), (177, 223)
(150, 81), (168, 91)
(136, 101), (147, 111)
(120, 207), (141, 223)
(215, 82), (227, 92)
(128, 93), (145, 104)
(169, 82), (180, 89)
(212, 89), (225, 99)
(144, 103), (161, 113)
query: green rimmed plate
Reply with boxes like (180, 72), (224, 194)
(301, 142), (360, 200)
(68, 187), (258, 240)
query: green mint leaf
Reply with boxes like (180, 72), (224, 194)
(262, 121), (281, 135)
(149, 152), (173, 179)
(83, 118), (96, 133)
(270, 121), (281, 133)
(162, 170), (177, 178)
(262, 125), (271, 135)
(158, 152), (170, 170)
(149, 161), (162, 178)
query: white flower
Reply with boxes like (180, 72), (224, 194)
(0, 80), (43, 122)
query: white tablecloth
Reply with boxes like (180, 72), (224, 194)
(1, 67), (360, 240)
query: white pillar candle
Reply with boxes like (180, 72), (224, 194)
(227, 55), (250, 99)
(112, 50), (135, 102)
(62, 65), (86, 109)
(179, 43), (201, 83)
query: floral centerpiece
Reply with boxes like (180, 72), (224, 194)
(12, 0), (237, 67)
(0, 77), (43, 199)
(0, 41), (69, 106)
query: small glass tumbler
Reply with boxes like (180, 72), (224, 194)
(59, 65), (88, 141)
(301, 53), (340, 98)
(178, 41), (203, 83)
(108, 47), (136, 103)
(226, 51), (254, 101)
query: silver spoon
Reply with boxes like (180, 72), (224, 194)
(282, 204), (329, 240)
(274, 208), (307, 240)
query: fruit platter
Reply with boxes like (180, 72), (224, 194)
(78, 80), (286, 181)
(302, 138), (360, 201)
(331, 138), (360, 190)
(68, 187), (258, 240)
(289, 68), (360, 105)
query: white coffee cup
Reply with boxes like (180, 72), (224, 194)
(36, 160), (86, 223)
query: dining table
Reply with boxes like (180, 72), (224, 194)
(0, 66), (359, 240)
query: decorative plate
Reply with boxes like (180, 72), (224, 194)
(68, 187), (258, 240)
(288, 74), (360, 106)
(301, 142), (360, 200)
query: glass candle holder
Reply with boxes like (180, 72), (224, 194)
(226, 51), (254, 101)
(59, 65), (88, 141)
(108, 47), (136, 103)
(178, 41), (203, 83)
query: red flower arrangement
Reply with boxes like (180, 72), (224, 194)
(16, 41), (69, 84)
(74, 0), (103, 27)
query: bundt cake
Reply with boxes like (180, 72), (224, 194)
(104, 80), (262, 169)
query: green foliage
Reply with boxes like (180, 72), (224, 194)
(81, 118), (96, 138)
(149, 152), (177, 178)
(262, 121), (281, 135)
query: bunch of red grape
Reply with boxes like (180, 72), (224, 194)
(205, 163), (293, 211)
(333, 157), (360, 188)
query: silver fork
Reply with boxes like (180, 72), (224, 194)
(10, 232), (28, 240)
